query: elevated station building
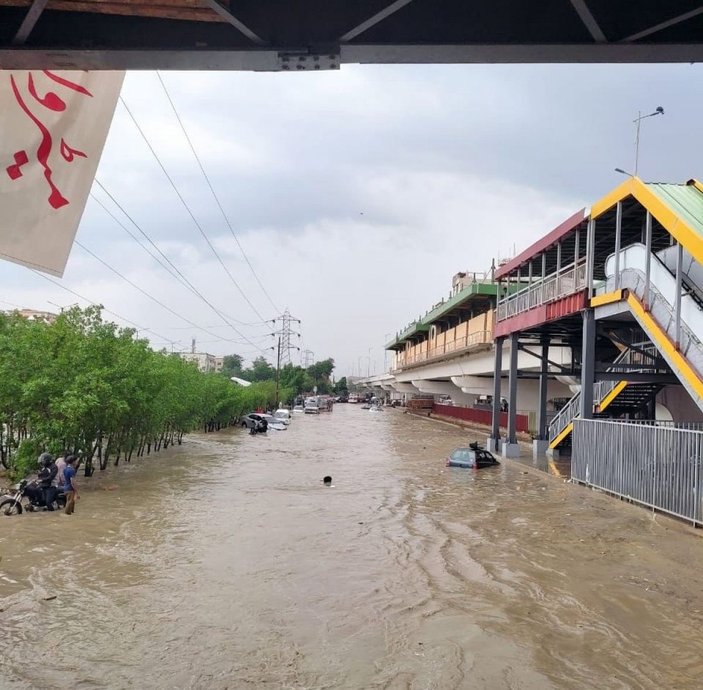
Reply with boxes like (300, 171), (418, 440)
(490, 176), (703, 525)
(380, 267), (573, 436)
(364, 175), (703, 524)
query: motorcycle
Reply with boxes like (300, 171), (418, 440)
(0, 479), (66, 515)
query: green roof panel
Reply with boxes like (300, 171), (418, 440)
(646, 182), (703, 239)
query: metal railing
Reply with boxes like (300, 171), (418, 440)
(497, 260), (587, 322)
(393, 330), (492, 370)
(614, 268), (703, 383)
(572, 418), (703, 526)
(548, 344), (660, 443)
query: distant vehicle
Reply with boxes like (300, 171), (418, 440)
(445, 443), (500, 469)
(304, 403), (320, 414)
(348, 394), (359, 404)
(292, 405), (305, 413)
(274, 409), (292, 425)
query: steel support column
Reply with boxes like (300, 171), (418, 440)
(488, 336), (504, 452)
(507, 332), (519, 444)
(614, 201), (622, 290)
(537, 336), (550, 439)
(644, 211), (652, 309)
(675, 241), (683, 347)
(586, 219), (595, 298)
(580, 309), (596, 420)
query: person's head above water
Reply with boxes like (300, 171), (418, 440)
(323, 476), (332, 486)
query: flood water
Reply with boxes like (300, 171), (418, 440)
(2, 406), (703, 689)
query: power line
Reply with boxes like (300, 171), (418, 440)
(156, 71), (280, 314)
(74, 240), (263, 350)
(30, 270), (179, 346)
(90, 186), (267, 330)
(91, 179), (269, 353)
(118, 96), (269, 322)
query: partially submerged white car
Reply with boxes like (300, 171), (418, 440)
(273, 409), (292, 425)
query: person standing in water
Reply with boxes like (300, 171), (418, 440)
(63, 455), (79, 515)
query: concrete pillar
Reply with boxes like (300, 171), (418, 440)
(580, 309), (596, 420)
(488, 336), (504, 452)
(503, 332), (520, 458)
(534, 335), (550, 458)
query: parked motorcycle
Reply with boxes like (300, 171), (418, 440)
(0, 479), (66, 515)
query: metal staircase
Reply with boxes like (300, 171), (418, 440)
(548, 344), (661, 448)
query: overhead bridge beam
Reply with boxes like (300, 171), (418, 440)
(4, 43), (703, 71)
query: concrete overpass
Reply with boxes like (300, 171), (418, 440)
(356, 339), (574, 415)
(3, 2), (703, 69)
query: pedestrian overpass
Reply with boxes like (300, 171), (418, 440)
(3, 1), (703, 69)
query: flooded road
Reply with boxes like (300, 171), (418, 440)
(2, 406), (703, 689)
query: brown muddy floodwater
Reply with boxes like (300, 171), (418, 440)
(2, 406), (703, 689)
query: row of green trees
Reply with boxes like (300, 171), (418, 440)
(221, 354), (344, 400)
(0, 307), (283, 479)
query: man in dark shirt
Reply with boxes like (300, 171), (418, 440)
(37, 453), (58, 511)
(63, 455), (79, 515)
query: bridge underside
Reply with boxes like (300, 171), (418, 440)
(3, 1), (703, 69)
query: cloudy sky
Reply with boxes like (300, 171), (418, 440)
(2, 63), (702, 376)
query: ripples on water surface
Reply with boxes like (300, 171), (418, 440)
(2, 406), (703, 689)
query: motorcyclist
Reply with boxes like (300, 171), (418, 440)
(37, 452), (58, 511)
(250, 416), (268, 434)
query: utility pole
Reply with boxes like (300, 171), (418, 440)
(275, 335), (281, 409)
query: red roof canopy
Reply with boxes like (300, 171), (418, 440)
(494, 209), (587, 280)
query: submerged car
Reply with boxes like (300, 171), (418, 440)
(273, 409), (292, 425)
(241, 413), (287, 431)
(445, 443), (500, 469)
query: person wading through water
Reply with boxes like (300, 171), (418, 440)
(63, 455), (79, 515)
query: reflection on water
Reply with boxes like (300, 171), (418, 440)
(2, 407), (703, 689)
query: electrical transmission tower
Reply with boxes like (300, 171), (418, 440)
(302, 349), (315, 368)
(271, 309), (301, 366)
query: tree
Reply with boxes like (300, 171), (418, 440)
(222, 354), (243, 377)
(306, 358), (335, 393)
(0, 306), (278, 479)
(334, 376), (348, 394)
(244, 356), (276, 382)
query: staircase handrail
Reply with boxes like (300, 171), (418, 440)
(548, 344), (658, 442)
(614, 268), (703, 358)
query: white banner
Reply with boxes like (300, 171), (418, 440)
(0, 70), (124, 276)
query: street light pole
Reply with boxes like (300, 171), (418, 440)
(633, 106), (664, 176)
